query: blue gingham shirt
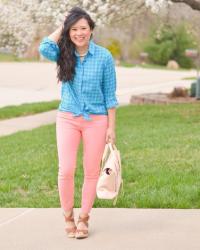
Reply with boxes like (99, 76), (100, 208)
(38, 37), (118, 120)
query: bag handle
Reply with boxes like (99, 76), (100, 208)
(102, 143), (115, 163)
(101, 143), (120, 168)
(101, 144), (110, 167)
(108, 143), (121, 167)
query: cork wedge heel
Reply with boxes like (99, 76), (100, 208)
(63, 211), (77, 238)
(75, 214), (90, 239)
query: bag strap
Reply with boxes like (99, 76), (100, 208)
(109, 142), (117, 151)
(101, 143), (121, 170)
(113, 179), (124, 206)
(108, 143), (121, 169)
(101, 143), (116, 165)
(101, 143), (110, 167)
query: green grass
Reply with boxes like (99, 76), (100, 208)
(0, 53), (195, 71)
(1, 103), (200, 208)
(119, 61), (136, 67)
(119, 61), (195, 71)
(0, 53), (39, 62)
(0, 100), (60, 120)
(138, 63), (169, 70)
(119, 61), (168, 69)
(181, 77), (197, 80)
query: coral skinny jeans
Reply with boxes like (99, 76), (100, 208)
(56, 111), (108, 214)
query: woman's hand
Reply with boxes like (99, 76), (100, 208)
(61, 12), (68, 29)
(106, 127), (116, 145)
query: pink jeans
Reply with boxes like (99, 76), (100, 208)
(56, 111), (108, 214)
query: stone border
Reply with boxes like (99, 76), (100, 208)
(130, 93), (198, 104)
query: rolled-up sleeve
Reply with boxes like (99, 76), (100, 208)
(102, 52), (118, 109)
(38, 37), (60, 62)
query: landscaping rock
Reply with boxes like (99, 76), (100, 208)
(167, 60), (179, 70)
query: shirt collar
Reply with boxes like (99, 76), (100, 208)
(74, 39), (95, 57)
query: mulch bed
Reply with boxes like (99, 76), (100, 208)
(130, 93), (199, 104)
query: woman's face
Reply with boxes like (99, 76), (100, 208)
(69, 18), (92, 50)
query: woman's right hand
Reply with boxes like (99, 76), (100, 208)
(61, 13), (68, 29)
(64, 11), (69, 17)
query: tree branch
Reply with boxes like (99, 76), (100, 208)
(109, 2), (146, 24)
(171, 0), (200, 11)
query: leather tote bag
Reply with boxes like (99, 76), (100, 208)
(96, 143), (123, 205)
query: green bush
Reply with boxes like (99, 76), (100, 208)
(106, 39), (122, 59)
(144, 24), (197, 68)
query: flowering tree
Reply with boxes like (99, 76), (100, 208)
(0, 0), (146, 57)
(146, 0), (200, 11)
(171, 0), (200, 10)
(0, 0), (199, 57)
(0, 0), (38, 56)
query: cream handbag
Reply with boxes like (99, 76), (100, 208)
(96, 143), (123, 205)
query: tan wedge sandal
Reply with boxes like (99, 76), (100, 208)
(75, 214), (90, 239)
(63, 211), (77, 238)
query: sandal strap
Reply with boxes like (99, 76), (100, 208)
(78, 215), (89, 222)
(65, 226), (77, 233)
(63, 211), (75, 222)
(77, 215), (89, 227)
(76, 228), (88, 234)
(65, 217), (75, 222)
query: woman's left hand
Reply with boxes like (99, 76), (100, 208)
(106, 127), (116, 145)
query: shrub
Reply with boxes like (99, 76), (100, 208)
(144, 23), (197, 68)
(129, 36), (146, 60)
(168, 87), (189, 98)
(106, 39), (122, 59)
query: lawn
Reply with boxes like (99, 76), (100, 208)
(0, 103), (200, 208)
(0, 100), (60, 120)
(0, 53), (39, 62)
(119, 61), (194, 71)
(1, 52), (195, 72)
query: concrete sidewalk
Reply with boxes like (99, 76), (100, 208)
(0, 110), (57, 137)
(0, 63), (196, 108)
(0, 208), (199, 250)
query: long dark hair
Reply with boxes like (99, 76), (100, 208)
(56, 7), (95, 83)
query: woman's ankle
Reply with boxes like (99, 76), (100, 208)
(80, 212), (89, 218)
(63, 208), (73, 217)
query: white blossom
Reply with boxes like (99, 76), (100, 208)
(145, 0), (172, 13)
(0, 0), (172, 57)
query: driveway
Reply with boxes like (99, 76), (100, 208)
(0, 62), (196, 107)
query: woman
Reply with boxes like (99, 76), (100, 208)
(38, 7), (118, 239)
